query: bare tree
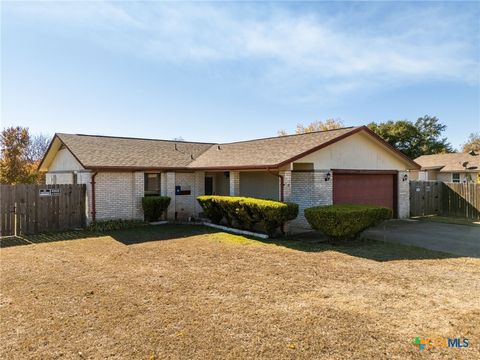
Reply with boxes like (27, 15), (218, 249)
(295, 118), (344, 134)
(278, 118), (344, 136)
(27, 133), (50, 162)
(462, 132), (480, 153)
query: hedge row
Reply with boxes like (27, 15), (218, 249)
(197, 196), (298, 237)
(304, 204), (392, 240)
(87, 219), (146, 232)
(142, 196), (171, 222)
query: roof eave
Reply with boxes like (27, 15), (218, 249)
(38, 134), (87, 172)
(85, 164), (282, 172)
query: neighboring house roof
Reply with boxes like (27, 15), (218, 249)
(39, 126), (420, 171)
(415, 153), (480, 172)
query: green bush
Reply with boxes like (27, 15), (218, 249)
(304, 204), (392, 241)
(87, 219), (146, 232)
(196, 196), (224, 224)
(141, 196), (171, 222)
(197, 195), (298, 237)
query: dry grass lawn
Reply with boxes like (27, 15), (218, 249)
(1, 225), (479, 359)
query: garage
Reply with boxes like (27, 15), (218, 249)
(333, 171), (397, 215)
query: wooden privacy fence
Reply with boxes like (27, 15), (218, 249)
(409, 181), (442, 217)
(442, 182), (480, 220)
(410, 181), (480, 220)
(0, 184), (86, 236)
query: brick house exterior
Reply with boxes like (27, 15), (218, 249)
(39, 126), (420, 229)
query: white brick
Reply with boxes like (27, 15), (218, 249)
(290, 170), (333, 229)
(398, 171), (410, 219)
(229, 171), (240, 196)
(93, 172), (144, 221)
(165, 172), (176, 219)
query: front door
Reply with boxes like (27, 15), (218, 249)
(205, 177), (213, 195)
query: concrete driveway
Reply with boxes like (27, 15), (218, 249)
(363, 220), (480, 258)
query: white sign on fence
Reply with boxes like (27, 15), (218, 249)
(51, 188), (61, 196)
(39, 188), (61, 196)
(39, 189), (51, 196)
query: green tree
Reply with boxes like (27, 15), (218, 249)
(0, 126), (46, 184)
(462, 132), (480, 153)
(414, 115), (453, 156)
(368, 116), (452, 159)
(367, 120), (418, 157)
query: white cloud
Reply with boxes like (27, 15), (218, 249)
(5, 1), (479, 102)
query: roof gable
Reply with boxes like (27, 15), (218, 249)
(295, 131), (412, 170)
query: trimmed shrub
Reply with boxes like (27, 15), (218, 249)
(304, 204), (392, 240)
(197, 195), (299, 237)
(141, 196), (171, 222)
(197, 196), (224, 224)
(87, 219), (146, 232)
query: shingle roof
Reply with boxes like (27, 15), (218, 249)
(188, 127), (358, 168)
(414, 153), (480, 172)
(56, 134), (213, 169)
(40, 126), (418, 171)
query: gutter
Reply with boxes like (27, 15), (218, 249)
(90, 172), (98, 222)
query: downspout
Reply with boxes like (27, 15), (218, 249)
(267, 168), (286, 235)
(267, 168), (284, 202)
(90, 172), (98, 222)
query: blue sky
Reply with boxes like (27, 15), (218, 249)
(1, 1), (479, 149)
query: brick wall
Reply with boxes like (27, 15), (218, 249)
(160, 172), (168, 196)
(398, 171), (410, 219)
(290, 170), (333, 229)
(163, 171), (206, 220)
(229, 171), (240, 196)
(174, 173), (196, 220)
(94, 172), (144, 221)
(165, 172), (176, 219)
(194, 171), (205, 215)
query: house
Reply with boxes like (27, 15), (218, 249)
(39, 126), (419, 229)
(411, 153), (480, 183)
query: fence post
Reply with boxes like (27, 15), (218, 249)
(13, 201), (17, 237)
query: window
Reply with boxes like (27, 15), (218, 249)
(452, 173), (460, 183)
(144, 173), (161, 196)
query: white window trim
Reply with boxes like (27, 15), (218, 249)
(451, 173), (460, 183)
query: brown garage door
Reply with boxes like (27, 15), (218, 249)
(333, 172), (396, 212)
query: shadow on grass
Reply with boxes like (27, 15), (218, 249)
(264, 232), (458, 262)
(0, 224), (458, 262)
(109, 224), (217, 245)
(0, 224), (217, 249)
